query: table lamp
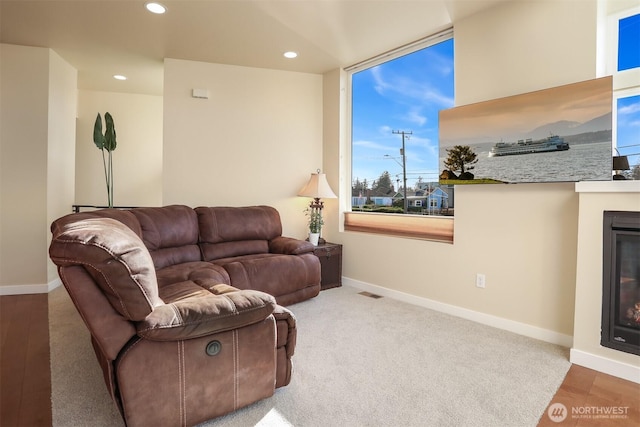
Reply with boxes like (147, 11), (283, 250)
(298, 169), (337, 244)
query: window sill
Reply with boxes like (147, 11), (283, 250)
(344, 211), (454, 244)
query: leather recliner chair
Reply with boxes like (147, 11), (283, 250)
(49, 215), (297, 426)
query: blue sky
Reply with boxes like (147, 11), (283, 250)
(351, 39), (454, 190)
(617, 94), (640, 167)
(617, 13), (640, 168)
(618, 13), (639, 71)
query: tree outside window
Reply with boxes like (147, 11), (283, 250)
(351, 34), (454, 215)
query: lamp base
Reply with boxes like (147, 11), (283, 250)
(613, 174), (627, 180)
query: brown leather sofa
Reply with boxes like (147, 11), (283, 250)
(49, 205), (320, 426)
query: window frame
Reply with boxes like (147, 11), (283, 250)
(343, 28), (455, 244)
(612, 87), (640, 159)
(603, 6), (640, 159)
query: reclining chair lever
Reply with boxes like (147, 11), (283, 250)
(206, 340), (222, 356)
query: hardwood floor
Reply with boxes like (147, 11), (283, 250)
(538, 365), (640, 426)
(0, 294), (638, 426)
(1, 294), (51, 427)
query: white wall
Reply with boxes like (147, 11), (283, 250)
(0, 44), (49, 289)
(322, 69), (344, 235)
(325, 0), (600, 343)
(75, 90), (163, 207)
(0, 46), (160, 292)
(0, 44), (76, 292)
(46, 50), (78, 283)
(162, 59), (323, 238)
(572, 183), (640, 382)
(456, 0), (596, 105)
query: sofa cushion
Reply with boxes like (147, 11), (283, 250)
(215, 253), (321, 300)
(131, 205), (201, 269)
(49, 218), (162, 321)
(137, 286), (276, 341)
(201, 240), (270, 260)
(196, 206), (282, 260)
(155, 261), (231, 289)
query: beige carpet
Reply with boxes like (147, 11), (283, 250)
(50, 284), (570, 426)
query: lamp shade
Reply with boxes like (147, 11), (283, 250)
(613, 156), (630, 171)
(298, 171), (337, 199)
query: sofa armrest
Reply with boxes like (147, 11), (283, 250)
(269, 236), (315, 255)
(137, 289), (276, 341)
(273, 305), (296, 358)
(272, 305), (296, 387)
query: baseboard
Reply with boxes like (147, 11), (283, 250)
(570, 348), (640, 384)
(343, 277), (574, 348)
(0, 278), (62, 295)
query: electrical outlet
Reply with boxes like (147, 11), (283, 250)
(476, 273), (486, 288)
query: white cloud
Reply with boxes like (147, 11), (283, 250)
(371, 66), (389, 95)
(618, 99), (640, 127)
(368, 64), (453, 111)
(406, 107), (427, 126)
(353, 139), (393, 151)
(409, 135), (437, 153)
(619, 102), (640, 116)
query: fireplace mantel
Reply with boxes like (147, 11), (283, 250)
(575, 181), (640, 193)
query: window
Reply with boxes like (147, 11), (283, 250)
(616, 93), (640, 177)
(617, 13), (640, 72)
(344, 29), (455, 243)
(606, 7), (640, 179)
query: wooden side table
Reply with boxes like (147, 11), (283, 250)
(313, 242), (342, 290)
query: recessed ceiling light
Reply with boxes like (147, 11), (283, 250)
(145, 2), (167, 14)
(113, 75), (127, 81)
(284, 51), (298, 59)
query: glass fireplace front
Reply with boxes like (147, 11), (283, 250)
(601, 211), (640, 356)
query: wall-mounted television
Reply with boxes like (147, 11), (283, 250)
(439, 76), (612, 184)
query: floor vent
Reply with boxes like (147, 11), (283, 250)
(359, 291), (383, 299)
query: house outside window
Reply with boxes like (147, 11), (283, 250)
(344, 29), (455, 243)
(348, 29), (454, 217)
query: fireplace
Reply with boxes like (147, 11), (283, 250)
(601, 211), (640, 356)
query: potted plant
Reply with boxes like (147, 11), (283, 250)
(305, 208), (324, 246)
(93, 112), (117, 208)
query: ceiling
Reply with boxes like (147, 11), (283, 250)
(1, 0), (508, 96)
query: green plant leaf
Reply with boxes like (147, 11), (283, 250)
(93, 113), (105, 150)
(103, 112), (117, 152)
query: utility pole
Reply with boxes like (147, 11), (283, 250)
(392, 130), (412, 214)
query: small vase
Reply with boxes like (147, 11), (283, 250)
(309, 232), (320, 246)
